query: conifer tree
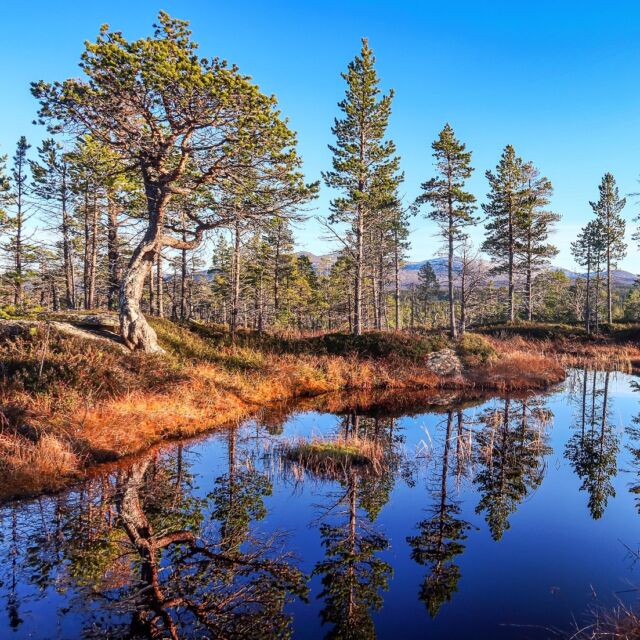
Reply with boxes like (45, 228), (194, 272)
(572, 220), (606, 333)
(323, 38), (401, 336)
(590, 173), (626, 323)
(5, 137), (33, 309)
(34, 12), (314, 351)
(414, 124), (476, 337)
(518, 162), (559, 320)
(416, 261), (440, 326)
(482, 145), (526, 323)
(31, 139), (76, 309)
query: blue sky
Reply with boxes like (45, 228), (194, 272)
(1, 1), (640, 271)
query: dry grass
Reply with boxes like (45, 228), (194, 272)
(470, 338), (567, 391)
(3, 318), (618, 502)
(282, 435), (386, 478)
(569, 602), (640, 639)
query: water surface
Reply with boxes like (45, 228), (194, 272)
(2, 368), (640, 639)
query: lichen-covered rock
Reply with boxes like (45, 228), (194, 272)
(425, 348), (463, 376)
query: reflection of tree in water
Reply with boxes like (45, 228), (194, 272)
(307, 412), (400, 640)
(313, 469), (391, 640)
(407, 409), (471, 618)
(209, 429), (271, 553)
(474, 397), (552, 541)
(623, 377), (640, 512)
(0, 443), (306, 639)
(565, 369), (619, 520)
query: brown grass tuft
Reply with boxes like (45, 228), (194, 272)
(282, 435), (386, 478)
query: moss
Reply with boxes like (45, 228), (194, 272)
(456, 333), (497, 364)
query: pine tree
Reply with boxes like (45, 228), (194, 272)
(31, 139), (76, 309)
(5, 137), (33, 309)
(482, 145), (527, 323)
(572, 220), (606, 333)
(323, 38), (401, 336)
(518, 162), (559, 320)
(590, 173), (626, 323)
(416, 262), (440, 326)
(414, 124), (476, 338)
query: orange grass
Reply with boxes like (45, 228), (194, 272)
(0, 319), (611, 501)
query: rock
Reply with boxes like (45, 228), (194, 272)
(43, 312), (119, 330)
(425, 348), (463, 377)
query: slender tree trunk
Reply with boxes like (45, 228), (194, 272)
(156, 250), (164, 318)
(460, 265), (467, 335)
(148, 263), (155, 314)
(274, 233), (281, 315)
(606, 247), (612, 324)
(508, 199), (515, 323)
(14, 180), (23, 308)
(585, 252), (591, 334)
(107, 194), (120, 311)
(230, 218), (241, 340)
(594, 268), (601, 332)
(526, 237), (533, 321)
(354, 205), (364, 336)
(88, 193), (98, 309)
(394, 231), (401, 330)
(180, 233), (187, 321)
(61, 165), (75, 309)
(447, 212), (457, 338)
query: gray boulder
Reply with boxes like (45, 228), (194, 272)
(425, 348), (462, 377)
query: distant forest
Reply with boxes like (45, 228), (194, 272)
(1, 13), (639, 350)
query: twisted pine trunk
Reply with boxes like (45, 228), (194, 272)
(119, 214), (163, 353)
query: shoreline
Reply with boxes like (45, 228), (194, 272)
(0, 318), (636, 503)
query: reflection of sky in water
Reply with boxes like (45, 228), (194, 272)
(1, 369), (640, 639)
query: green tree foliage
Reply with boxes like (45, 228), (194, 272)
(518, 162), (559, 320)
(33, 12), (315, 351)
(414, 124), (476, 337)
(3, 137), (36, 310)
(416, 261), (440, 325)
(589, 173), (626, 323)
(482, 145), (526, 323)
(323, 38), (402, 336)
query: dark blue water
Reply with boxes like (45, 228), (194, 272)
(1, 368), (639, 639)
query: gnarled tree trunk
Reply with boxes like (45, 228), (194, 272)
(120, 226), (163, 353)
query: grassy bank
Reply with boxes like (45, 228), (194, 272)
(0, 317), (613, 502)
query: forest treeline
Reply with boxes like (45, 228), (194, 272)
(1, 13), (639, 351)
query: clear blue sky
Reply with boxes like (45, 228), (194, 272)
(1, 1), (639, 271)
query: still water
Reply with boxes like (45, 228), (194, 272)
(1, 368), (640, 639)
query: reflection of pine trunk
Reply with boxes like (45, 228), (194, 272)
(117, 459), (191, 640)
(435, 411), (454, 567)
(347, 470), (358, 623)
(581, 368), (587, 444)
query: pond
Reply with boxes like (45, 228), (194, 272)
(1, 368), (640, 639)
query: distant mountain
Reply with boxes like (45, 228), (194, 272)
(299, 253), (638, 289)
(556, 267), (638, 287)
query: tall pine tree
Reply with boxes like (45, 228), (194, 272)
(590, 173), (626, 323)
(482, 145), (526, 323)
(518, 162), (559, 321)
(414, 124), (476, 338)
(323, 38), (401, 336)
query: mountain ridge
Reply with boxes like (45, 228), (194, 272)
(299, 252), (638, 288)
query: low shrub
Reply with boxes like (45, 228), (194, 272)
(456, 333), (497, 364)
